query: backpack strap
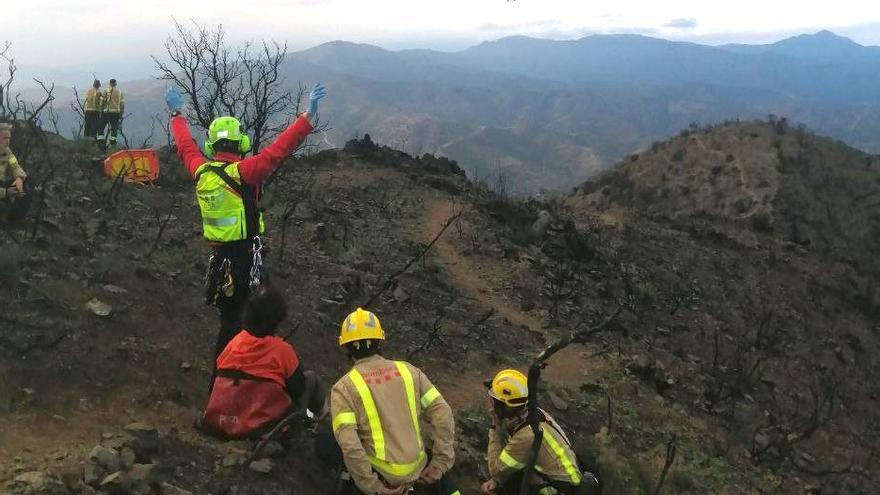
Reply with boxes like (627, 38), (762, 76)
(196, 163), (260, 240)
(216, 368), (277, 385)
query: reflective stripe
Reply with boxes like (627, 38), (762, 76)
(420, 387), (441, 409)
(543, 428), (581, 485)
(368, 450), (426, 477)
(348, 369), (386, 460)
(499, 449), (525, 470)
(395, 361), (422, 450)
(332, 411), (357, 431)
(203, 216), (238, 227)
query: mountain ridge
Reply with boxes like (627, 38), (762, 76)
(26, 30), (880, 193)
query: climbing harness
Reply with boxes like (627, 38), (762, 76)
(249, 236), (264, 290)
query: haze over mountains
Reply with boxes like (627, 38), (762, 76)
(40, 30), (880, 193)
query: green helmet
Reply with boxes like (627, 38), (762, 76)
(204, 116), (251, 156)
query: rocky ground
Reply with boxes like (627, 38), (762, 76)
(1, 123), (878, 494)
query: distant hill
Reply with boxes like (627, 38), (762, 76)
(37, 31), (880, 193)
(570, 119), (880, 274)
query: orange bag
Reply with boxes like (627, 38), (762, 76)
(103, 149), (160, 183)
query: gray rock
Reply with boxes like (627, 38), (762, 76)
(248, 458), (273, 474)
(85, 298), (112, 317)
(124, 423), (160, 458)
(221, 452), (244, 468)
(529, 210), (552, 238)
(260, 440), (286, 458)
(83, 462), (105, 487)
(102, 436), (128, 450)
(6, 471), (67, 495)
(392, 285), (410, 303)
(88, 446), (122, 473)
(60, 467), (85, 491)
(120, 447), (137, 470)
(128, 463), (161, 485)
(161, 482), (193, 495)
(131, 480), (152, 495)
(99, 472), (131, 495)
(548, 392), (569, 411)
(102, 284), (128, 294)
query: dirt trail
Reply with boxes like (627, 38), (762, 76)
(422, 199), (605, 406)
(424, 200), (544, 333)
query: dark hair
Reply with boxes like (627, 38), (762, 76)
(93, 79), (101, 88)
(493, 398), (526, 419)
(346, 339), (382, 360)
(109, 78), (117, 85)
(243, 286), (287, 337)
(212, 139), (241, 155)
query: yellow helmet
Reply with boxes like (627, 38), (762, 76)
(338, 308), (385, 347)
(488, 369), (529, 407)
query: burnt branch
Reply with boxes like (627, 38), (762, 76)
(519, 307), (622, 495)
(361, 204), (464, 309)
(70, 86), (86, 138)
(152, 19), (317, 155)
(652, 439), (678, 495)
(407, 292), (457, 360)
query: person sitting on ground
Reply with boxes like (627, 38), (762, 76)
(200, 286), (326, 439)
(480, 369), (600, 495)
(0, 123), (32, 227)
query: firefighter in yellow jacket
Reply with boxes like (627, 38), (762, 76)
(480, 369), (599, 495)
(323, 308), (461, 495)
(100, 78), (124, 147)
(83, 79), (103, 141)
(0, 123), (31, 226)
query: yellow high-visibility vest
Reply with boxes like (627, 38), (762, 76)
(84, 88), (101, 112)
(193, 161), (264, 242)
(103, 88), (124, 113)
(333, 362), (444, 477)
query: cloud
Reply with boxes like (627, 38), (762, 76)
(664, 18), (698, 29)
(477, 19), (561, 32)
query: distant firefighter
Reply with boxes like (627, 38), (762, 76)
(83, 79), (103, 142)
(100, 78), (125, 148)
(0, 123), (32, 227)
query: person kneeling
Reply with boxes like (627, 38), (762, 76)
(481, 369), (600, 495)
(0, 123), (32, 227)
(201, 286), (326, 440)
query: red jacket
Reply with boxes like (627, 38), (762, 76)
(216, 330), (300, 385)
(169, 115), (313, 187)
(203, 330), (302, 438)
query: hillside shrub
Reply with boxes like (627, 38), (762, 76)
(749, 211), (773, 232)
(586, 428), (652, 495)
(0, 244), (21, 287)
(671, 149), (685, 162)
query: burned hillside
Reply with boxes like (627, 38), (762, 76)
(1, 122), (878, 495)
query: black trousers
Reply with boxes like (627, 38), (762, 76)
(84, 111), (101, 139)
(101, 112), (121, 143)
(207, 241), (256, 360)
(315, 424), (461, 495)
(1, 178), (33, 225)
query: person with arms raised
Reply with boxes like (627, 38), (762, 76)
(164, 81), (326, 361)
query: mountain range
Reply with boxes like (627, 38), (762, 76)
(34, 30), (880, 193)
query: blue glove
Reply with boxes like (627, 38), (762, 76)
(165, 86), (183, 112)
(307, 82), (326, 116)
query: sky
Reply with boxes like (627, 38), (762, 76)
(5, 0), (880, 83)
